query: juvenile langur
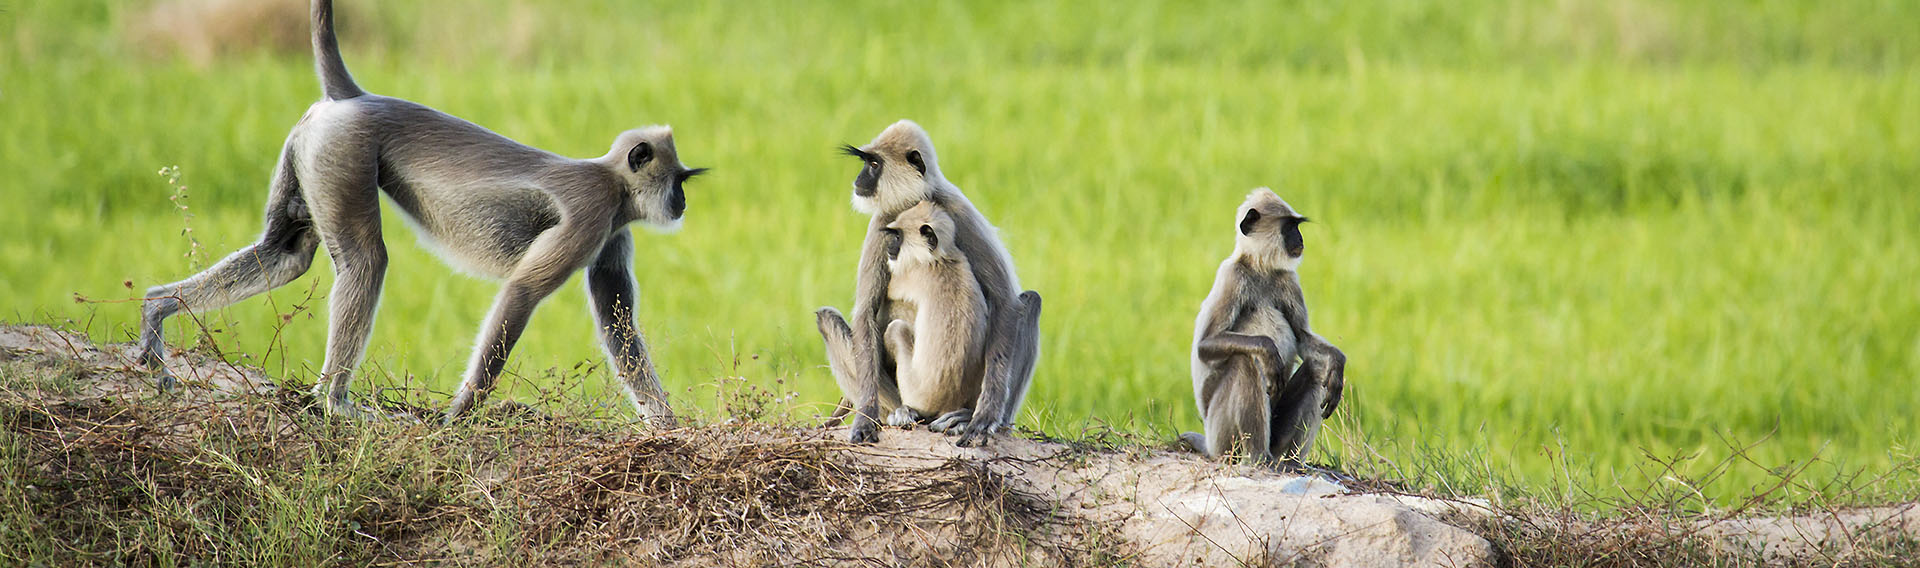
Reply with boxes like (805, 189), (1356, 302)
(816, 120), (1042, 447)
(881, 201), (990, 432)
(136, 0), (699, 425)
(1181, 188), (1347, 467)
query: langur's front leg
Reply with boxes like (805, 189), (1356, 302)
(955, 293), (1029, 447)
(444, 227), (599, 422)
(1278, 285), (1346, 419)
(584, 228), (677, 428)
(952, 290), (1041, 444)
(1196, 333), (1284, 384)
(1306, 337), (1346, 418)
(1268, 362), (1326, 465)
(881, 319), (921, 428)
(442, 280), (558, 422)
(820, 220), (900, 443)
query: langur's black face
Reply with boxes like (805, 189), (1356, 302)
(618, 131), (705, 229)
(1281, 217), (1306, 257)
(668, 167), (706, 218)
(1239, 208), (1309, 258)
(843, 122), (938, 216)
(841, 145), (883, 198)
(882, 228), (904, 260)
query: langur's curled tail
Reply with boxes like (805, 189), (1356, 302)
(312, 0), (365, 100)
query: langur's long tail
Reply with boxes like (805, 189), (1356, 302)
(311, 0), (365, 100)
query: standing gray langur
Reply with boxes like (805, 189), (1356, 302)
(816, 120), (1042, 447)
(1181, 188), (1347, 467)
(881, 201), (990, 433)
(136, 0), (700, 426)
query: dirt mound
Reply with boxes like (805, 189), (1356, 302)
(3, 324), (1913, 566)
(0, 325), (1497, 566)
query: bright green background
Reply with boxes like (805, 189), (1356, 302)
(4, 1), (1916, 502)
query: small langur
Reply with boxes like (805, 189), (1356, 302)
(816, 120), (1042, 447)
(137, 0), (700, 425)
(1182, 188), (1347, 467)
(881, 201), (990, 433)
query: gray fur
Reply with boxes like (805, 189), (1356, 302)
(1185, 188), (1347, 466)
(138, 0), (696, 426)
(310, 0), (362, 100)
(882, 201), (990, 429)
(816, 120), (1042, 447)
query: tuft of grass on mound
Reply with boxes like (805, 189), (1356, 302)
(0, 351), (1118, 566)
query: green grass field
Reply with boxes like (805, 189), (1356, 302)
(3, 0), (1917, 504)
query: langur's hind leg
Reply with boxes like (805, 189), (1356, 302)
(302, 147), (385, 419)
(139, 147), (318, 390)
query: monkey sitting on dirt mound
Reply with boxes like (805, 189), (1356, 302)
(1183, 188), (1347, 467)
(817, 121), (1042, 447)
(880, 201), (992, 434)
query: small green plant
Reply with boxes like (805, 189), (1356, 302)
(157, 165), (205, 270)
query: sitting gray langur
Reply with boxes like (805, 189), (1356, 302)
(816, 120), (1042, 447)
(1181, 188), (1347, 467)
(881, 201), (990, 433)
(137, 0), (700, 425)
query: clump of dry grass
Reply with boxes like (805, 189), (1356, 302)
(1313, 396), (1920, 567)
(1474, 502), (1919, 568)
(1455, 450), (1920, 568)
(510, 429), (1067, 564)
(0, 340), (1117, 566)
